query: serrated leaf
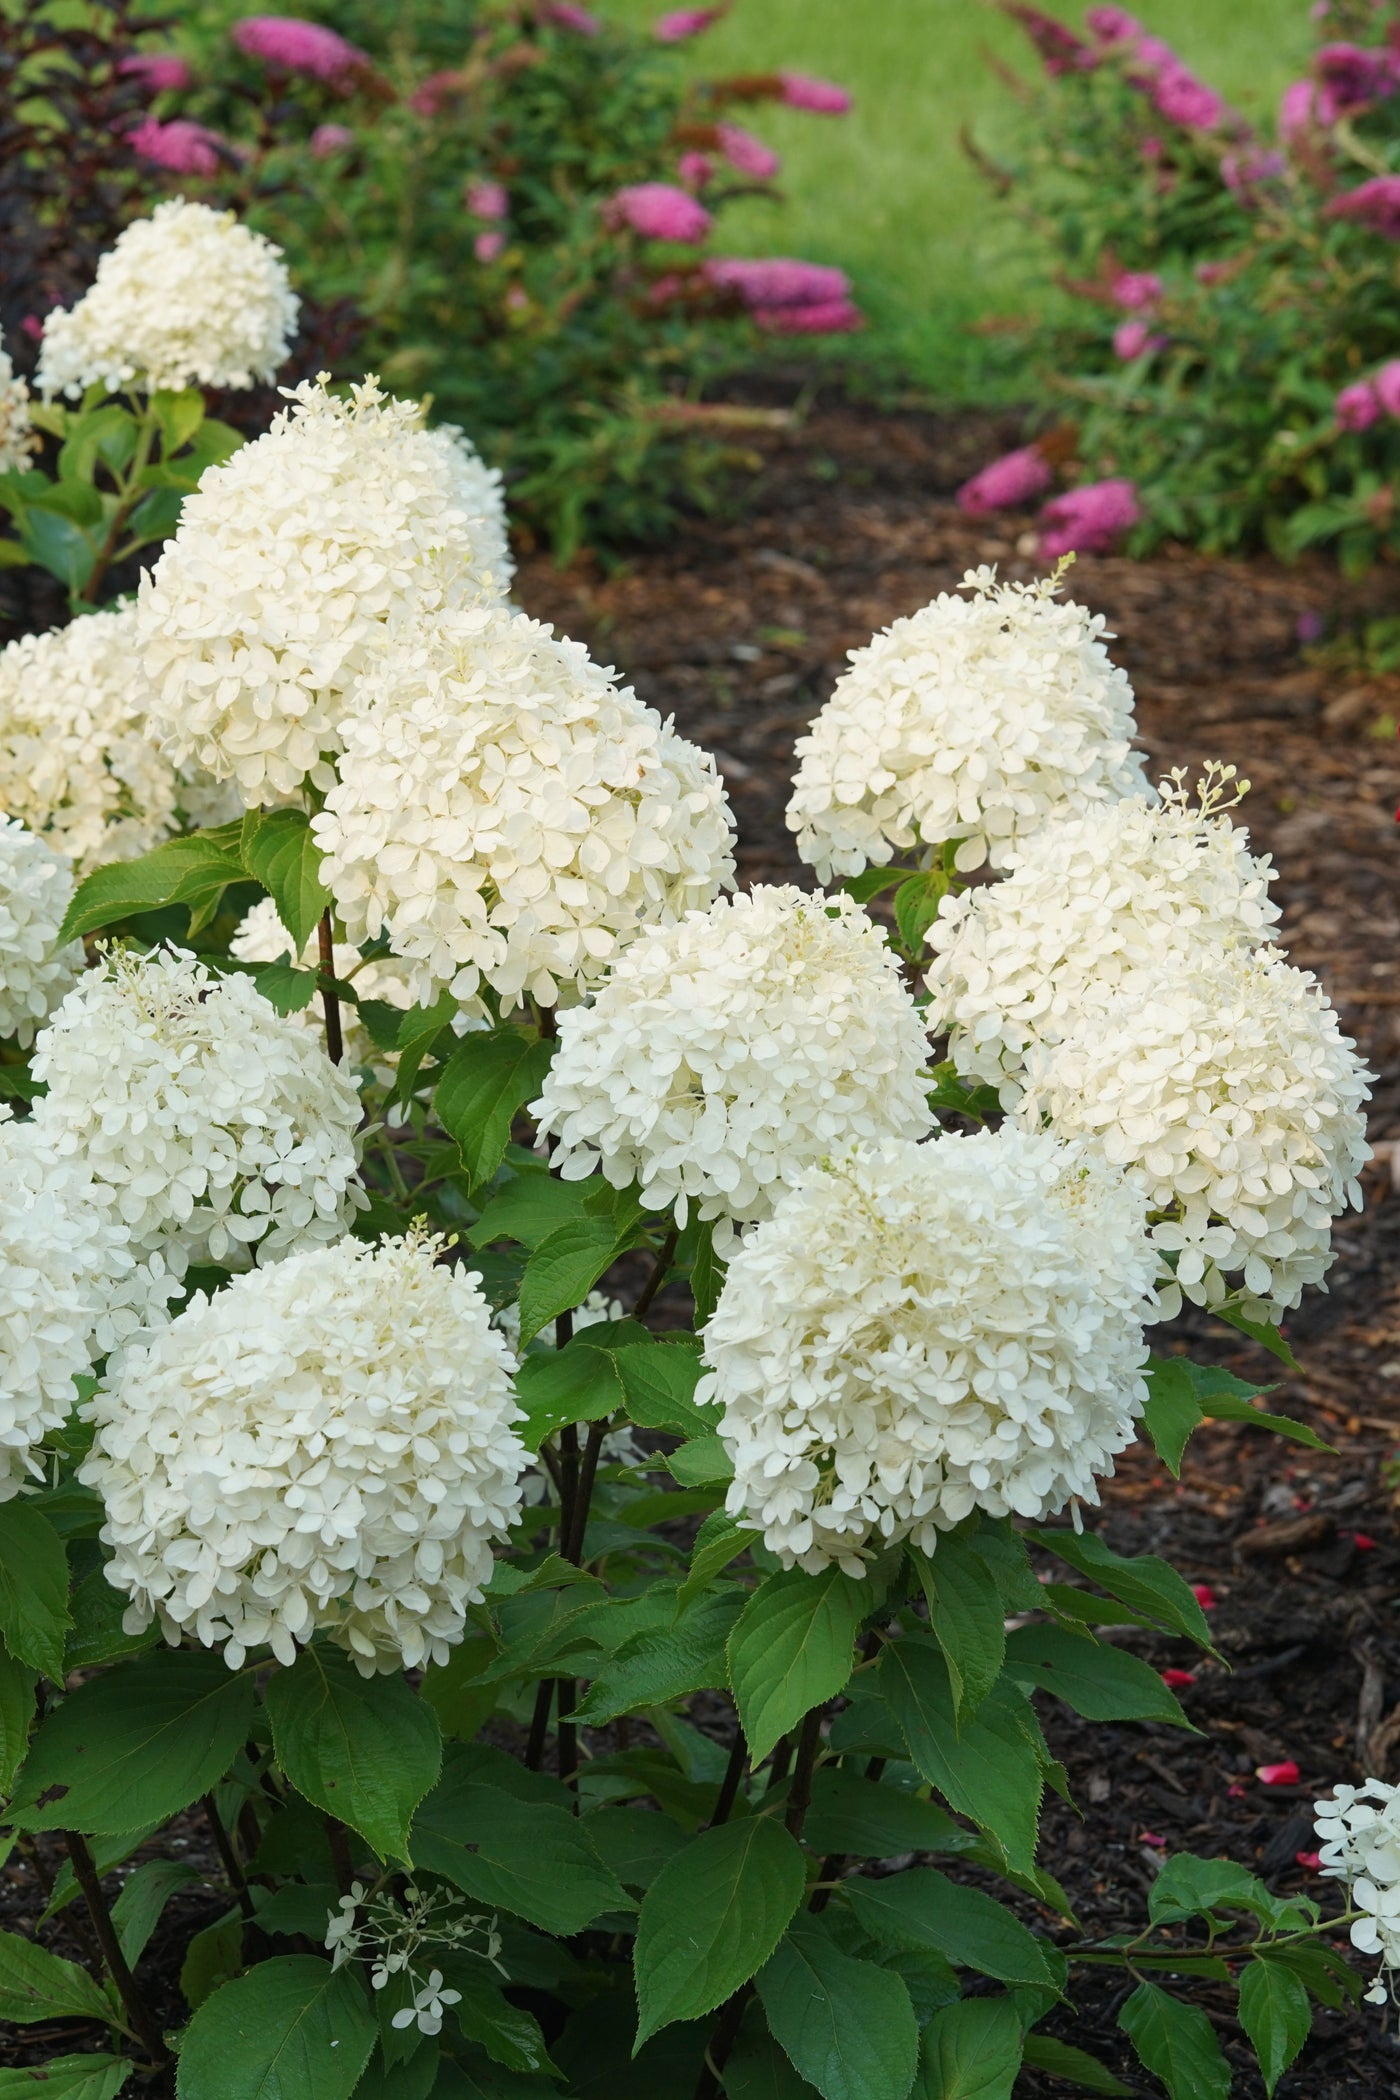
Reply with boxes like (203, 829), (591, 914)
(264, 1645), (441, 1863)
(1141, 1357), (1206, 1477)
(677, 1512), (751, 1610)
(391, 991), (460, 1106)
(1029, 1529), (1212, 1648)
(0, 1646), (35, 1793)
(1004, 1624), (1191, 1726)
(180, 1909), (245, 2011)
(1020, 2036), (1131, 2096)
(176, 1955), (377, 2100)
(757, 1918), (919, 2100)
(412, 1761), (629, 1935)
(893, 871), (947, 955)
(1148, 1855), (1262, 1927)
(1211, 1302), (1299, 1367)
(573, 1587), (742, 1724)
(915, 1996), (1023, 2100)
(58, 833), (245, 944)
(801, 1770), (974, 1860)
(1238, 1959), (1312, 2096)
(614, 1335), (711, 1437)
(667, 1435), (733, 1487)
(1118, 1982), (1231, 2100)
(689, 1221), (725, 1329)
(435, 1031), (555, 1190)
(0, 1927), (115, 2027)
(63, 1560), (159, 1672)
(728, 1566), (868, 1765)
(241, 808), (331, 954)
(8, 1649), (253, 1833)
(251, 961), (319, 1015)
(0, 1501), (69, 1679)
(634, 1817), (807, 2048)
(911, 1529), (1005, 1723)
(513, 1341), (624, 1454)
(0, 2056), (131, 2100)
(876, 1642), (1043, 1874)
(111, 1857), (199, 1967)
(151, 387), (206, 453)
(517, 1218), (628, 1345)
(844, 1869), (1061, 1988)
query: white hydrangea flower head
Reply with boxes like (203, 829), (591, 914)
(81, 1231), (528, 1672)
(700, 1128), (1157, 1575)
(0, 337), (36, 472)
(1009, 948), (1372, 1324)
(0, 1109), (179, 1499)
(787, 564), (1149, 880)
(1314, 1780), (1400, 2006)
(313, 606), (736, 1015)
(0, 819), (83, 1045)
(36, 200), (298, 398)
(928, 766), (1281, 1085)
(230, 896), (414, 1071)
(30, 945), (366, 1276)
(137, 376), (513, 804)
(535, 885), (933, 1242)
(0, 605), (239, 873)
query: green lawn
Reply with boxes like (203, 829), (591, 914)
(608, 0), (1314, 397)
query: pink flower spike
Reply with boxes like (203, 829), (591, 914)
(474, 230), (506, 263)
(603, 182), (712, 242)
(231, 15), (374, 91)
(1191, 1583), (1218, 1611)
(1326, 174), (1400, 239)
(703, 257), (851, 309)
(1160, 1668), (1197, 1689)
(1315, 41), (1398, 112)
(127, 116), (226, 176)
(1110, 268), (1163, 312)
(466, 179), (509, 221)
(777, 71), (852, 114)
(753, 298), (864, 335)
(1257, 1761), (1301, 1787)
(1296, 1850), (1322, 1872)
(1003, 4), (1097, 77)
(1150, 63), (1225, 130)
(1085, 7), (1144, 48)
(118, 51), (193, 93)
(1113, 318), (1164, 360)
(654, 6), (724, 40)
(542, 2), (602, 31)
(677, 151), (714, 188)
(1335, 380), (1380, 430)
(310, 122), (352, 158)
(955, 444), (1053, 517)
(1371, 364), (1400, 418)
(716, 123), (780, 180)
(1139, 1830), (1168, 1848)
(1037, 476), (1140, 559)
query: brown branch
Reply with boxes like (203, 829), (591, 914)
(317, 911), (344, 1064)
(63, 1831), (172, 2070)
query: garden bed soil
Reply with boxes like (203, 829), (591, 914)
(7, 389), (1400, 2096)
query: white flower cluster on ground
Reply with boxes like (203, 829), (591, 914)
(314, 606), (735, 1014)
(81, 1232), (527, 1672)
(37, 200), (298, 398)
(137, 376), (512, 803)
(0, 820), (82, 1044)
(0, 335), (35, 473)
(1315, 1780), (1400, 2005)
(701, 1127), (1158, 1575)
(927, 767), (1281, 1084)
(30, 946), (365, 1275)
(787, 565), (1148, 880)
(1006, 946), (1370, 1323)
(0, 605), (238, 871)
(0, 1109), (179, 1500)
(535, 885), (932, 1239)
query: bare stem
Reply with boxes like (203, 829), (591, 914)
(525, 1678), (554, 1771)
(203, 1793), (257, 1923)
(563, 1418), (608, 1564)
(784, 1708), (824, 1842)
(63, 1831), (172, 2069)
(317, 911), (344, 1064)
(557, 1678), (578, 1789)
(705, 1730), (748, 1831)
(633, 1224), (679, 1320)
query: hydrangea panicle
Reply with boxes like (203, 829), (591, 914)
(0, 336), (36, 473)
(37, 201), (298, 398)
(787, 564), (1147, 879)
(137, 376), (512, 802)
(700, 1128), (1157, 1574)
(81, 1230), (527, 1672)
(0, 819), (83, 1044)
(1315, 1780), (1400, 2004)
(30, 946), (366, 1275)
(535, 885), (933, 1240)
(313, 605), (735, 1014)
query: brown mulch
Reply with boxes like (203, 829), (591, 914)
(514, 391), (1400, 2096)
(7, 390), (1400, 2094)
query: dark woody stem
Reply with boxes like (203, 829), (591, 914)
(317, 910), (344, 1064)
(63, 1831), (173, 2069)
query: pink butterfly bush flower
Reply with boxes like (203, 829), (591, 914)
(716, 124), (780, 180)
(1221, 147), (1285, 194)
(677, 150), (714, 188)
(232, 15), (374, 90)
(474, 231), (506, 263)
(1004, 4), (1097, 76)
(1037, 477), (1140, 558)
(128, 116), (226, 175)
(1314, 40), (1397, 109)
(1085, 7), (1144, 47)
(310, 122), (353, 157)
(703, 256), (849, 309)
(955, 445), (1053, 517)
(118, 51), (192, 93)
(1149, 62), (1224, 130)
(1280, 77), (1338, 137)
(542, 2), (601, 32)
(604, 182), (712, 242)
(1112, 317), (1165, 359)
(466, 179), (509, 221)
(655, 6), (724, 39)
(777, 72), (852, 114)
(1109, 269), (1162, 311)
(1372, 361), (1400, 417)
(1336, 380), (1381, 429)
(1327, 174), (1400, 237)
(753, 298), (862, 334)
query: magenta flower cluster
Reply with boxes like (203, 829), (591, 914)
(605, 182), (713, 243)
(955, 445), (1052, 516)
(1038, 477), (1141, 558)
(703, 257), (861, 334)
(654, 6), (724, 40)
(1334, 363), (1400, 431)
(128, 117), (227, 176)
(231, 14), (373, 90)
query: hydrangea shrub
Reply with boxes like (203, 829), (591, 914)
(969, 1), (1400, 573)
(0, 361), (1386, 2100)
